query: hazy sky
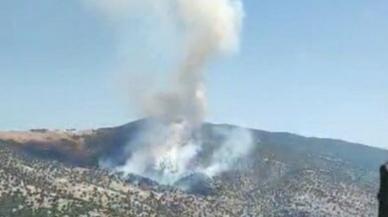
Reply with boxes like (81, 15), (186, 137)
(0, 0), (387, 148)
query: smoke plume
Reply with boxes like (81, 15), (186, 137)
(88, 0), (251, 184)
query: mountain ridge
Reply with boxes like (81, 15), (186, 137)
(0, 119), (387, 171)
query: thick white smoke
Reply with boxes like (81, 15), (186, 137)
(141, 0), (244, 127)
(202, 127), (254, 177)
(88, 0), (251, 184)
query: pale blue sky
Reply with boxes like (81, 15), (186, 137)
(0, 0), (387, 148)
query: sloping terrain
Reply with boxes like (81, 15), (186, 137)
(0, 120), (386, 216)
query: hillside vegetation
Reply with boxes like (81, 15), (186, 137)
(0, 120), (386, 216)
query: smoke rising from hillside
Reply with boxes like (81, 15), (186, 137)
(88, 0), (252, 184)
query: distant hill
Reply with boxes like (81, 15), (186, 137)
(1, 119), (386, 171)
(0, 119), (386, 216)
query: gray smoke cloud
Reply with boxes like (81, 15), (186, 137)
(87, 0), (252, 184)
